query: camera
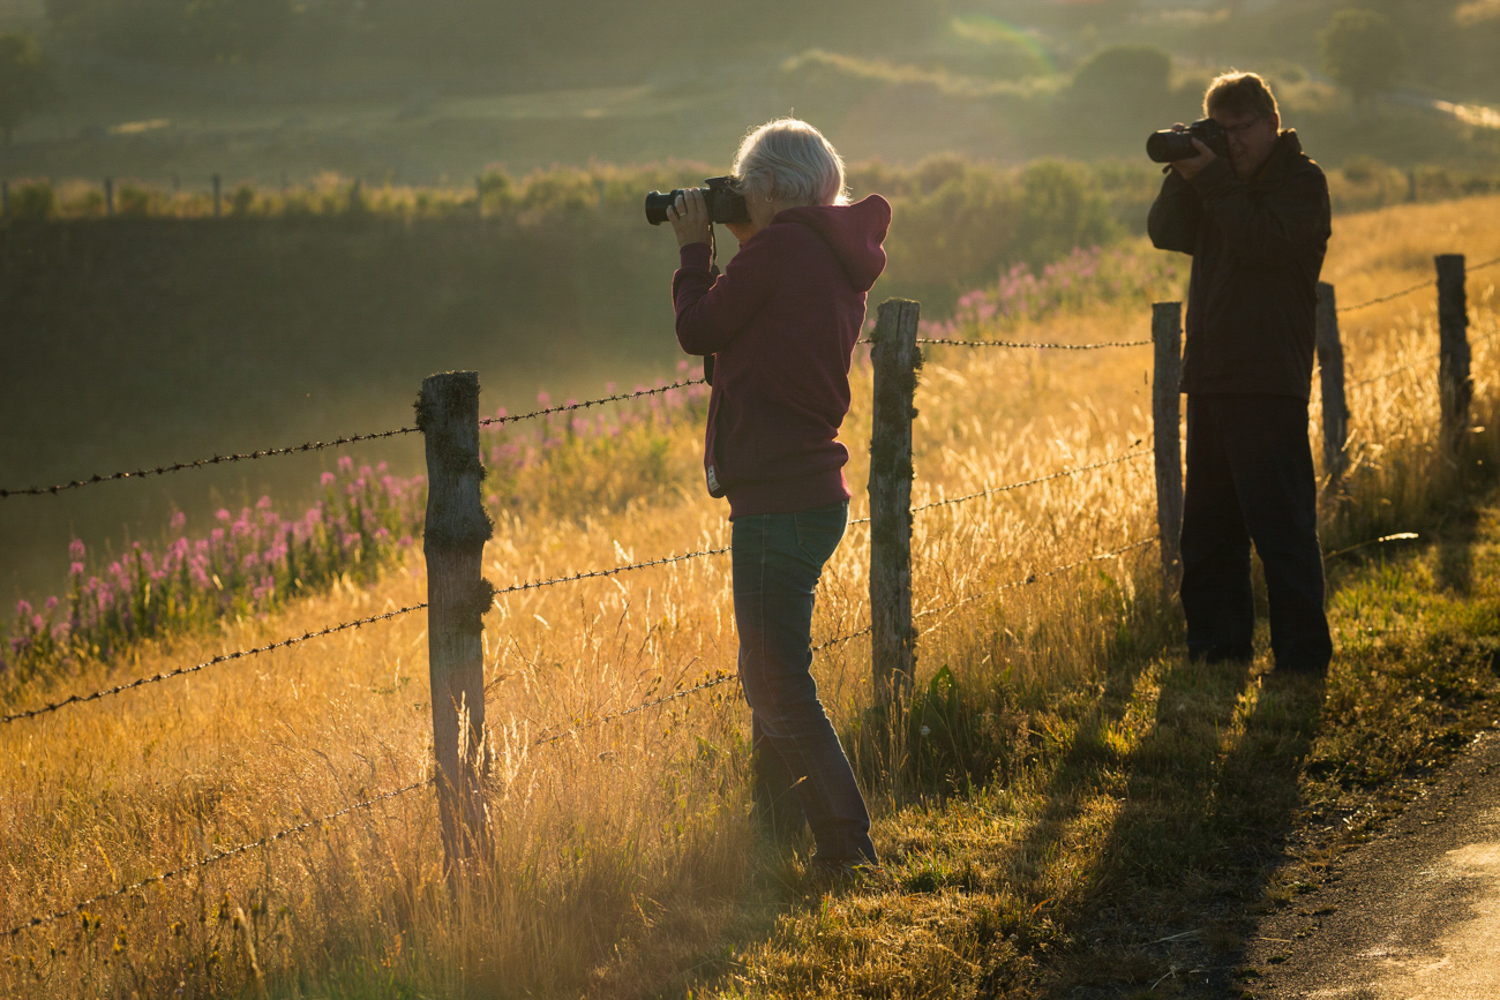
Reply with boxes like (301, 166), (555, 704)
(644, 175), (750, 226)
(1147, 118), (1231, 163)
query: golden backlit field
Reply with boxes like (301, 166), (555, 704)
(4, 196), (1500, 999)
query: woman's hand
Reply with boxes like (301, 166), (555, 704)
(667, 188), (713, 248)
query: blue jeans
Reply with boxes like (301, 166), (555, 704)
(732, 500), (877, 865)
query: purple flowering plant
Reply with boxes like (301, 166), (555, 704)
(2, 458), (426, 680)
(919, 246), (1183, 339)
(2, 363), (720, 682)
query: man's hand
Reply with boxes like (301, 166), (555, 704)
(666, 188), (713, 248)
(1171, 128), (1218, 181)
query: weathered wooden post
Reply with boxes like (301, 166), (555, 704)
(1153, 302), (1184, 593)
(1438, 254), (1472, 461)
(417, 371), (495, 875)
(212, 174), (222, 218)
(869, 298), (921, 709)
(1316, 282), (1350, 485)
(103, 177), (114, 217)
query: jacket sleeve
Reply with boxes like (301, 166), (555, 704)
(1190, 158), (1331, 269)
(1148, 169), (1202, 255)
(672, 233), (778, 357)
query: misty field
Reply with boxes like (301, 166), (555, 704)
(3, 195), (1500, 998)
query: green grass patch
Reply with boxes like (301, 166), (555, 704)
(657, 502), (1500, 999)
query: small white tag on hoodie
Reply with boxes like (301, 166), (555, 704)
(706, 464), (721, 493)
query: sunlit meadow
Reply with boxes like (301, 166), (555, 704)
(2, 195), (1499, 999)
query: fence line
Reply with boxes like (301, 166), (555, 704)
(490, 545), (730, 599)
(910, 449), (1151, 516)
(0, 426), (420, 499)
(1, 380), (705, 502)
(1, 602), (427, 725)
(1, 254), (1484, 954)
(2, 777), (433, 940)
(5, 543), (736, 727)
(3, 529), (1159, 940)
(848, 446), (1151, 527)
(917, 336), (1154, 350)
(478, 377), (706, 428)
(1336, 253), (1500, 315)
(528, 535), (1155, 748)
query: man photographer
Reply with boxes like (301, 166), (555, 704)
(1148, 71), (1334, 674)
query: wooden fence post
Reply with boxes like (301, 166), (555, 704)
(1316, 282), (1350, 485)
(1153, 302), (1184, 593)
(212, 174), (222, 218)
(869, 299), (921, 709)
(417, 371), (495, 876)
(1437, 254), (1472, 461)
(104, 177), (114, 217)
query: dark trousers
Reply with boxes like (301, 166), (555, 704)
(732, 500), (877, 865)
(1181, 394), (1332, 672)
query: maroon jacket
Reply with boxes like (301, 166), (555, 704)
(673, 195), (891, 518)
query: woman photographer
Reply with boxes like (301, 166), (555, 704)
(664, 118), (891, 872)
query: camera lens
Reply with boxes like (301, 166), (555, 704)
(1146, 130), (1197, 163)
(644, 190), (680, 226)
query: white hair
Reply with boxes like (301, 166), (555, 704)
(732, 118), (849, 208)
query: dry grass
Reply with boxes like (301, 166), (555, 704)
(3, 196), (1500, 999)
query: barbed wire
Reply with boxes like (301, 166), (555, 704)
(1336, 254), (1500, 315)
(847, 447), (1150, 527)
(479, 378), (706, 428)
(2, 778), (432, 939)
(0, 380), (707, 502)
(4, 545), (733, 726)
(1, 603), (426, 726)
(910, 448), (1151, 516)
(530, 621), (875, 747)
(0, 426), (421, 500)
(917, 336), (1154, 350)
(491, 545), (730, 600)
(1346, 352), (1439, 390)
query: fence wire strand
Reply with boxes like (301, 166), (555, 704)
(1, 603), (427, 725)
(479, 378), (706, 428)
(918, 336), (1154, 350)
(1337, 254), (1500, 315)
(910, 448), (1151, 516)
(2, 778), (432, 939)
(531, 620), (876, 747)
(492, 545), (730, 599)
(0, 426), (421, 500)
(2, 380), (708, 501)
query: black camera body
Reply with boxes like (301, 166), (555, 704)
(1147, 118), (1231, 163)
(644, 175), (750, 226)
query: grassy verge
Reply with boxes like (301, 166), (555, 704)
(636, 487), (1500, 1000)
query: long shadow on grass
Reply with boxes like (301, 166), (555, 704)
(1043, 656), (1326, 998)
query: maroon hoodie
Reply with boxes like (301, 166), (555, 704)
(672, 195), (891, 518)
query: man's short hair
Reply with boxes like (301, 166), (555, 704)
(1203, 71), (1280, 121)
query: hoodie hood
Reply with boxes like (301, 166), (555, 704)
(774, 194), (892, 293)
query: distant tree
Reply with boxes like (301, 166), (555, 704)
(0, 33), (53, 146)
(1320, 8), (1406, 115)
(1070, 44), (1172, 104)
(1066, 44), (1174, 132)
